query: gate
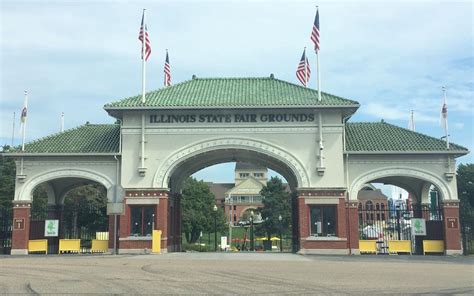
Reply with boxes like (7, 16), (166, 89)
(460, 207), (474, 255)
(358, 204), (443, 254)
(0, 207), (12, 254)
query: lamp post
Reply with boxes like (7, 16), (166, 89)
(213, 205), (218, 252)
(250, 210), (254, 251)
(278, 214), (283, 252)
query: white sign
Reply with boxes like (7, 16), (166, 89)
(44, 220), (59, 237)
(411, 218), (426, 236)
(220, 236), (228, 250)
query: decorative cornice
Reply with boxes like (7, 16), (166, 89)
(441, 200), (459, 208)
(298, 189), (346, 197)
(125, 190), (169, 198)
(12, 201), (31, 208)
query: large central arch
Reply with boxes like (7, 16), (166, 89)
(153, 137), (310, 192)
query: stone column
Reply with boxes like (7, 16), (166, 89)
(11, 201), (31, 255)
(346, 201), (359, 254)
(442, 200), (462, 255)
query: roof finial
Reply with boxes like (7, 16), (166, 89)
(192, 74), (197, 80)
(270, 73), (274, 79)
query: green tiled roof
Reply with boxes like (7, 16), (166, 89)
(345, 122), (468, 153)
(14, 124), (120, 154)
(104, 77), (359, 109)
(6, 121), (467, 155)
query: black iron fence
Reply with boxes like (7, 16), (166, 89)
(0, 207), (12, 254)
(358, 205), (443, 254)
(460, 208), (474, 255)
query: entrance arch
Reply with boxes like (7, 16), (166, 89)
(349, 167), (453, 203)
(153, 137), (310, 192)
(19, 168), (114, 203)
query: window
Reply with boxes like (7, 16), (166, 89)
(365, 200), (373, 210)
(130, 206), (155, 236)
(253, 173), (263, 178)
(310, 206), (336, 236)
(233, 205), (236, 210)
(376, 203), (380, 210)
(239, 173), (249, 178)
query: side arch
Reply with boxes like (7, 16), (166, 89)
(153, 137), (310, 190)
(18, 168), (114, 202)
(349, 167), (453, 202)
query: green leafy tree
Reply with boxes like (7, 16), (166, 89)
(0, 146), (16, 212)
(181, 177), (226, 243)
(256, 176), (291, 239)
(63, 184), (108, 236)
(458, 163), (474, 216)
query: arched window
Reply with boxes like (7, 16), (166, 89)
(365, 200), (373, 211)
(376, 203), (380, 210)
(381, 203), (385, 211)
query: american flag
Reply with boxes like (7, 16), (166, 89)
(20, 90), (28, 123)
(296, 48), (311, 86)
(311, 9), (320, 53)
(164, 51), (171, 86)
(138, 11), (151, 61)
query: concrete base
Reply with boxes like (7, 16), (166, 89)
(118, 248), (168, 254)
(10, 249), (28, 255)
(445, 249), (462, 255)
(349, 249), (360, 255)
(298, 248), (349, 255)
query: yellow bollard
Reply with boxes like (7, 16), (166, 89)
(152, 230), (162, 253)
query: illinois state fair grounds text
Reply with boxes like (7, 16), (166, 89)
(149, 113), (315, 124)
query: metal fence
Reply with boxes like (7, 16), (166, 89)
(358, 205), (443, 254)
(460, 208), (474, 255)
(0, 207), (12, 254)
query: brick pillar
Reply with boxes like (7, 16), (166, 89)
(346, 201), (359, 254)
(298, 197), (309, 239)
(337, 198), (347, 238)
(11, 201), (31, 255)
(119, 204), (131, 238)
(442, 201), (461, 255)
(157, 195), (168, 251)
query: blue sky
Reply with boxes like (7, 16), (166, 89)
(1, 0), (472, 185)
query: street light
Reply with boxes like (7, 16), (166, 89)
(278, 214), (283, 252)
(213, 205), (218, 252)
(250, 210), (254, 251)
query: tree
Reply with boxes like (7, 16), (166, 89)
(181, 177), (226, 244)
(457, 163), (474, 215)
(0, 146), (15, 212)
(63, 184), (108, 236)
(256, 176), (291, 239)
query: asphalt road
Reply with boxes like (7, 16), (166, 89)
(0, 253), (473, 295)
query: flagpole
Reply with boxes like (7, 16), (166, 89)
(304, 47), (308, 87)
(139, 9), (147, 175)
(60, 112), (64, 132)
(141, 9), (147, 104)
(442, 86), (449, 149)
(21, 90), (28, 152)
(315, 7), (324, 169)
(11, 112), (15, 147)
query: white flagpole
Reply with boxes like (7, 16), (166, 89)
(304, 47), (308, 87)
(60, 112), (64, 132)
(315, 7), (324, 169)
(409, 110), (415, 131)
(141, 9), (147, 104)
(140, 9), (147, 174)
(11, 112), (15, 147)
(442, 86), (449, 149)
(21, 90), (28, 152)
